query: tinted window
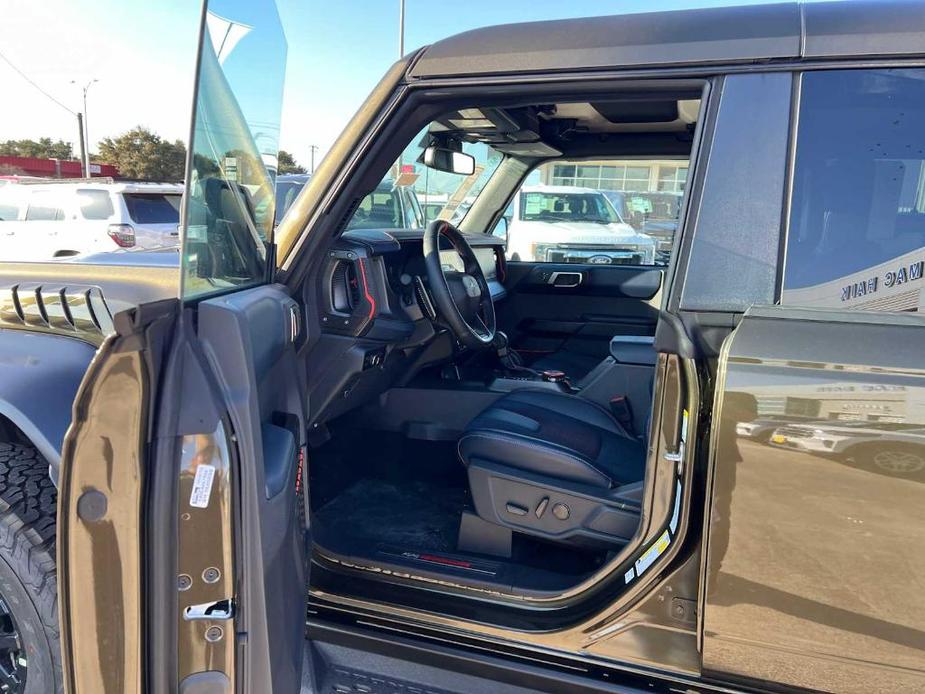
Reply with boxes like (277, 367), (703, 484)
(783, 70), (925, 313)
(0, 190), (20, 222)
(124, 193), (181, 224)
(77, 190), (114, 220)
(25, 191), (64, 221)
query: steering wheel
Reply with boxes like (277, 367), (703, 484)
(422, 220), (497, 349)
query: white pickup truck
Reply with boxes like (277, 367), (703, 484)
(505, 184), (656, 264)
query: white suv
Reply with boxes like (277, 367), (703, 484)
(505, 185), (657, 264)
(0, 180), (182, 261)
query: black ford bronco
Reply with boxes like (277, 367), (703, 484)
(2, 2), (925, 693)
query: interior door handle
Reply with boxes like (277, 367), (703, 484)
(548, 271), (583, 288)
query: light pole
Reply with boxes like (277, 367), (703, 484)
(398, 0), (405, 57)
(71, 79), (98, 177)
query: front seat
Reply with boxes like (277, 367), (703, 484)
(458, 389), (646, 547)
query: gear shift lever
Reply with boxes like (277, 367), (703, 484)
(492, 331), (531, 374)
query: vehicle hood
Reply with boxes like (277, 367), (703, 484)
(511, 220), (655, 245)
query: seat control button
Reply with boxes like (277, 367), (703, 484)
(535, 497), (549, 518)
(552, 503), (570, 521)
(506, 502), (528, 516)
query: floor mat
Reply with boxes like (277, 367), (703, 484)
(314, 478), (467, 553)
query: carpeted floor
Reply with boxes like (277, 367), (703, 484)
(314, 477), (467, 553)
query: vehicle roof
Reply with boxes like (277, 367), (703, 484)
(10, 181), (183, 194)
(521, 184), (603, 195)
(409, 1), (925, 79)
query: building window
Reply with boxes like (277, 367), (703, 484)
(657, 166), (688, 192)
(551, 163), (652, 191)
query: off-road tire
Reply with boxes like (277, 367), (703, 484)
(0, 442), (61, 693)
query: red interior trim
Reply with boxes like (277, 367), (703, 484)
(357, 258), (377, 320)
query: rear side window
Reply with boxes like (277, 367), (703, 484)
(0, 190), (20, 222)
(77, 190), (114, 220)
(123, 193), (181, 224)
(783, 69), (925, 313)
(25, 191), (64, 221)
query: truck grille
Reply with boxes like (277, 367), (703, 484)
(773, 426), (814, 439)
(545, 246), (644, 265)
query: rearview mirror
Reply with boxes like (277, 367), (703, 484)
(423, 146), (475, 176)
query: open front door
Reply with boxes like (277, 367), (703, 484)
(703, 305), (925, 692)
(58, 1), (309, 692)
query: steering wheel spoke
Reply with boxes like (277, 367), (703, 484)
(422, 220), (497, 348)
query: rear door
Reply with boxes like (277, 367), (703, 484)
(703, 307), (925, 692)
(58, 2), (309, 692)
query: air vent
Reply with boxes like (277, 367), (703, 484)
(330, 260), (361, 313)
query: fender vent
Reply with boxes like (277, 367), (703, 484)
(0, 283), (113, 344)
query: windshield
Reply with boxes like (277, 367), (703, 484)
(124, 193), (181, 224)
(275, 179), (305, 224)
(519, 191), (619, 224)
(348, 125), (503, 231)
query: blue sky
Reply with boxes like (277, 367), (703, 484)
(1, 0), (798, 168)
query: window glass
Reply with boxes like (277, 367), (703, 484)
(124, 193), (181, 224)
(0, 189), (21, 222)
(347, 127), (503, 231)
(181, 0), (286, 300)
(25, 191), (64, 221)
(783, 69), (925, 313)
(77, 190), (114, 220)
(506, 158), (689, 266)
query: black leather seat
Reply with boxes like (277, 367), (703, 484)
(458, 389), (646, 547)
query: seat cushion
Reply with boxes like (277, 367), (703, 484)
(530, 350), (603, 382)
(458, 389), (646, 489)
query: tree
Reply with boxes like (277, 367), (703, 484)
(0, 138), (74, 160)
(277, 149), (305, 175)
(96, 127), (186, 181)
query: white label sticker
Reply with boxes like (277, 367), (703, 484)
(624, 567), (636, 584)
(189, 464), (216, 509)
(634, 530), (671, 577)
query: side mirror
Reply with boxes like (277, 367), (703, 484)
(423, 146), (475, 176)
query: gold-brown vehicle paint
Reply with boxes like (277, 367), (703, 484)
(703, 307), (925, 693)
(176, 426), (236, 684)
(57, 333), (146, 694)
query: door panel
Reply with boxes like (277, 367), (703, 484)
(497, 262), (662, 364)
(196, 284), (308, 693)
(704, 306), (925, 692)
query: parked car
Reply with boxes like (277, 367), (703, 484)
(769, 420), (925, 478)
(506, 185), (656, 264)
(735, 415), (803, 443)
(0, 180), (182, 260)
(2, 2), (925, 694)
(602, 190), (684, 264)
(275, 173), (425, 230)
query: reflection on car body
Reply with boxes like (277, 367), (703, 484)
(769, 420), (925, 478)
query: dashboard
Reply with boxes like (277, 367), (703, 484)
(319, 228), (506, 340)
(305, 228), (507, 426)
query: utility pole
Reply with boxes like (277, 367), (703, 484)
(76, 113), (87, 178)
(309, 145), (320, 174)
(72, 79), (98, 176)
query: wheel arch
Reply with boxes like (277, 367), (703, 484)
(0, 329), (98, 486)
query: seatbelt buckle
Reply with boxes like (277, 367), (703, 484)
(609, 395), (634, 433)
